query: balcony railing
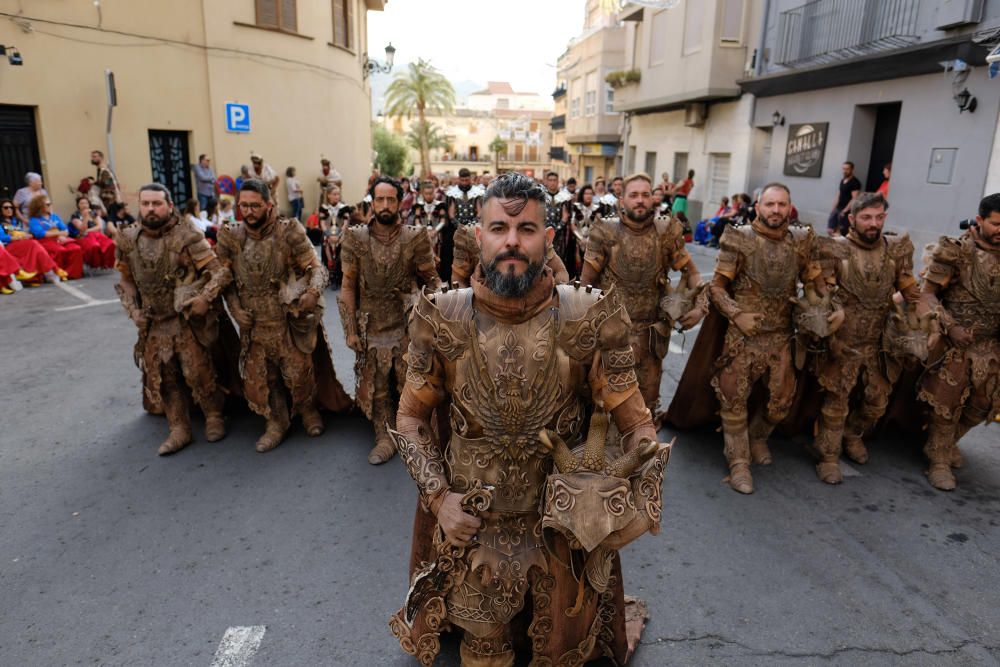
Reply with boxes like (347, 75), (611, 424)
(774, 0), (920, 67)
(549, 147), (566, 161)
(550, 114), (566, 130)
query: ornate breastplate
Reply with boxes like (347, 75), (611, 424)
(734, 235), (798, 331)
(454, 196), (476, 224)
(234, 235), (286, 322)
(132, 233), (178, 319)
(359, 233), (411, 335)
(544, 201), (562, 228)
(836, 242), (897, 342)
(951, 244), (1000, 335)
(447, 309), (583, 513)
(602, 224), (663, 323)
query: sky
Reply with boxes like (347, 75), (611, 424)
(367, 0), (586, 100)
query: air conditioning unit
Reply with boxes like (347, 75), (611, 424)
(684, 103), (707, 127)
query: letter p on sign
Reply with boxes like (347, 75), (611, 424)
(226, 103), (251, 133)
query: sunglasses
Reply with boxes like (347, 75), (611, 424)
(1, 204), (12, 209)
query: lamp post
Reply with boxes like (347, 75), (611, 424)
(363, 43), (396, 79)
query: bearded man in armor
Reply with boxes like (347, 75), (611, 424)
(705, 183), (837, 494)
(339, 177), (441, 464)
(115, 183), (231, 455)
(441, 168), (484, 283)
(581, 173), (705, 417)
(811, 192), (921, 484)
(542, 171), (574, 274)
(918, 193), (1000, 491)
(388, 173), (669, 666)
(216, 180), (351, 452)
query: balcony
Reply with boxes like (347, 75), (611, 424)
(550, 114), (566, 130)
(549, 146), (566, 161)
(774, 0), (920, 68)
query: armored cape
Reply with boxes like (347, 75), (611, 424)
(389, 271), (665, 666)
(584, 215), (694, 414)
(216, 215), (350, 417)
(665, 222), (818, 429)
(450, 222), (571, 287)
(115, 216), (240, 414)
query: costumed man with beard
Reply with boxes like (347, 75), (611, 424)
(115, 183), (232, 455)
(339, 177), (441, 464)
(542, 171), (574, 274)
(216, 180), (351, 453)
(408, 180), (448, 266)
(581, 173), (705, 418)
(447, 168), (486, 285)
(669, 184), (837, 494)
(811, 192), (921, 484)
(917, 193), (1000, 491)
(388, 173), (670, 666)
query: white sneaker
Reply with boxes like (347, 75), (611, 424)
(10, 278), (22, 292)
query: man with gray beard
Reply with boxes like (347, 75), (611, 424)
(389, 172), (669, 666)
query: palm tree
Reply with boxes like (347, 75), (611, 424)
(405, 120), (449, 158)
(489, 136), (508, 175)
(384, 59), (456, 177)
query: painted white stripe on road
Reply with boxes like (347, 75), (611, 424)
(211, 626), (266, 667)
(54, 299), (119, 311)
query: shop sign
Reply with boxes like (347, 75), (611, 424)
(783, 122), (828, 178)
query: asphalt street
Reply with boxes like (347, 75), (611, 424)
(1, 248), (998, 666)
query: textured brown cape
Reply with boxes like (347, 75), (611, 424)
(312, 321), (353, 412)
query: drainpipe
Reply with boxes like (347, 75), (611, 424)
(621, 111), (632, 173)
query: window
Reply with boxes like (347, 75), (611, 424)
(644, 151), (657, 177)
(528, 145), (539, 162)
(584, 166), (594, 183)
(470, 146), (479, 161)
(649, 10), (669, 66)
(257, 0), (297, 31)
(515, 144), (524, 161)
(683, 0), (704, 55)
(708, 153), (731, 205)
(673, 152), (688, 183)
(497, 98), (510, 109)
(530, 121), (539, 132)
(720, 0), (744, 44)
(605, 86), (614, 114)
(332, 0), (354, 49)
(584, 71), (597, 116)
(571, 97), (581, 118)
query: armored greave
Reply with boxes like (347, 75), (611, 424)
(720, 410), (753, 493)
(748, 411), (778, 449)
(924, 415), (957, 491)
(157, 363), (194, 455)
(279, 345), (318, 417)
(843, 366), (892, 445)
(815, 396), (849, 461)
(634, 343), (664, 415)
(459, 626), (515, 667)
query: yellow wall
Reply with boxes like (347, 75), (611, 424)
(0, 0), (378, 216)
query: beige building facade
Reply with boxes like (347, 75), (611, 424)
(0, 0), (384, 217)
(383, 83), (552, 178)
(615, 0), (760, 220)
(558, 0), (626, 184)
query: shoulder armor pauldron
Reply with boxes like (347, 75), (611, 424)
(557, 283), (626, 361)
(414, 287), (472, 361)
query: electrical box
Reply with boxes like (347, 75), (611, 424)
(935, 0), (984, 30)
(927, 148), (958, 185)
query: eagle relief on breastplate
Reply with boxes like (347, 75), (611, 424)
(745, 233), (797, 301)
(449, 312), (568, 511)
(609, 224), (660, 319)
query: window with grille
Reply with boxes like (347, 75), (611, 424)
(256, 0), (297, 32)
(332, 0), (354, 49)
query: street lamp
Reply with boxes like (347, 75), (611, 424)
(771, 110), (785, 127)
(955, 88), (977, 113)
(363, 42), (395, 80)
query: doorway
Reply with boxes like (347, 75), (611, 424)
(0, 105), (42, 201)
(865, 102), (900, 192)
(148, 130), (192, 204)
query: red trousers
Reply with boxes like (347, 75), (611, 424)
(37, 237), (84, 279)
(5, 239), (56, 275)
(77, 231), (116, 269)
(0, 245), (20, 286)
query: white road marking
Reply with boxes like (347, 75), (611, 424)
(51, 280), (118, 310)
(840, 461), (862, 477)
(211, 626), (266, 667)
(54, 299), (119, 311)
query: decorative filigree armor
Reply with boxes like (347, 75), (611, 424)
(390, 281), (664, 665)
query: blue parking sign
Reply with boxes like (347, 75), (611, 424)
(225, 103), (250, 133)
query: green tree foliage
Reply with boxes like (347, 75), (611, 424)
(384, 59), (456, 176)
(373, 126), (410, 177)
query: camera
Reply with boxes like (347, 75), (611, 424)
(958, 218), (977, 230)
